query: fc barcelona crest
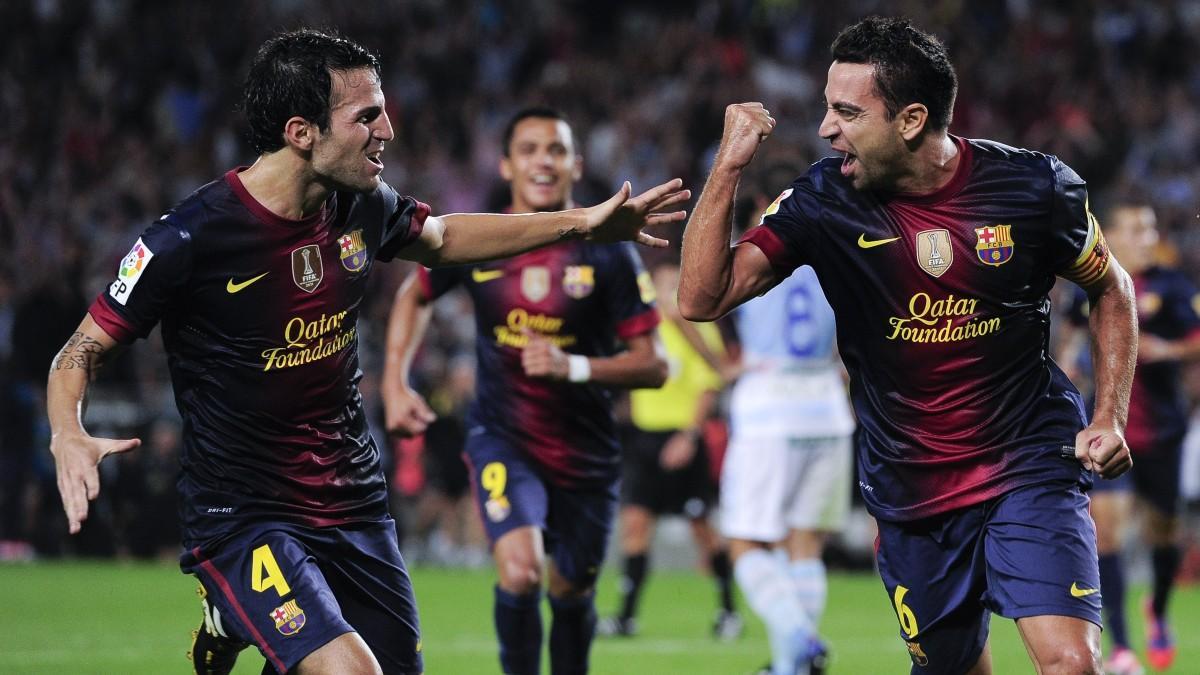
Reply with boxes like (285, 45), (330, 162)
(974, 224), (1014, 266)
(270, 600), (306, 636)
(338, 230), (369, 272)
(521, 266), (550, 302)
(915, 228), (953, 278)
(291, 244), (323, 293)
(562, 265), (595, 299)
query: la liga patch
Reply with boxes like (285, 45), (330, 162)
(109, 238), (154, 305)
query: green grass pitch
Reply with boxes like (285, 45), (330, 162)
(1, 561), (1196, 673)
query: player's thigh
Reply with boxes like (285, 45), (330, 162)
(1089, 489), (1133, 552)
(719, 435), (792, 543)
(786, 435), (853, 532)
(463, 433), (549, 545)
(181, 529), (355, 675)
(544, 478), (619, 591)
(295, 632), (381, 675)
(1014, 614), (1101, 673)
(317, 521), (423, 675)
(875, 509), (992, 675)
(982, 481), (1102, 627)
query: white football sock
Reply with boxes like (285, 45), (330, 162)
(789, 557), (827, 627)
(735, 548), (814, 675)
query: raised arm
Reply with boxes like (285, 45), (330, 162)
(679, 103), (780, 321)
(381, 272), (438, 437)
(47, 314), (142, 533)
(1074, 259), (1137, 478)
(404, 180), (690, 267)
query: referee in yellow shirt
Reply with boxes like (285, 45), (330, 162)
(598, 260), (743, 641)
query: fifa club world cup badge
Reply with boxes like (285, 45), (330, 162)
(338, 230), (369, 272)
(974, 225), (1014, 266)
(270, 600), (306, 636)
(521, 266), (550, 302)
(562, 265), (595, 299)
(916, 229), (953, 278)
(291, 245), (323, 293)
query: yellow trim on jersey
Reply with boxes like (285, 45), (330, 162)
(1061, 205), (1110, 287)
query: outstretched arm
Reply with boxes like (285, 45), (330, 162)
(405, 180), (690, 267)
(47, 314), (142, 534)
(381, 273), (438, 437)
(1074, 260), (1137, 478)
(679, 103), (779, 321)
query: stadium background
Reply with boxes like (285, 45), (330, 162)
(1, 0), (1198, 672)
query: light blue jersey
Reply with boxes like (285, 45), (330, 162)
(730, 266), (854, 439)
(736, 266), (838, 370)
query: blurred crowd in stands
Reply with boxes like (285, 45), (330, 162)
(1, 0), (1199, 568)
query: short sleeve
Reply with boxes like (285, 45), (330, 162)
(603, 243), (660, 340)
(1048, 157), (1110, 286)
(88, 218), (194, 343)
(736, 175), (820, 279)
(375, 183), (431, 262)
(417, 266), (463, 302)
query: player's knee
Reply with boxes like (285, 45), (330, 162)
(1035, 642), (1101, 675)
(497, 557), (543, 594)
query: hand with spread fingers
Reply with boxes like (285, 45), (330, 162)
(584, 179), (691, 248)
(50, 432), (141, 534)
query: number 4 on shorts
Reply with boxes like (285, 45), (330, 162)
(252, 544), (292, 597)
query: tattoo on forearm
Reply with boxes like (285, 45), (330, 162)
(51, 332), (103, 371)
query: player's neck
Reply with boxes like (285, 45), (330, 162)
(893, 133), (959, 196)
(238, 153), (330, 221)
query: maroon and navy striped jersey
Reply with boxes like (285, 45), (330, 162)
(418, 240), (659, 488)
(740, 137), (1110, 522)
(1068, 268), (1200, 453)
(89, 168), (428, 549)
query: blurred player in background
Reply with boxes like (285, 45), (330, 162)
(46, 30), (686, 675)
(717, 182), (855, 675)
(598, 259), (741, 641)
(679, 16), (1137, 675)
(383, 107), (669, 675)
(1058, 204), (1200, 675)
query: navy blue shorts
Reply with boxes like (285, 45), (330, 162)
(1090, 439), (1183, 516)
(875, 480), (1101, 675)
(464, 430), (618, 588)
(180, 519), (421, 674)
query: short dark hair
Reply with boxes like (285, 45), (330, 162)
(501, 107), (570, 157)
(242, 28), (381, 154)
(831, 16), (957, 131)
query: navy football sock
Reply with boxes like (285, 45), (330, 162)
(1151, 545), (1181, 618)
(1098, 553), (1129, 648)
(549, 593), (597, 675)
(711, 549), (736, 613)
(618, 553), (648, 621)
(494, 586), (543, 675)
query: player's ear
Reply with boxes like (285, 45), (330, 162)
(284, 116), (316, 152)
(572, 154), (583, 182)
(499, 156), (514, 182)
(897, 103), (928, 142)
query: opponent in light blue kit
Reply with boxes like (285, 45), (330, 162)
(721, 259), (854, 675)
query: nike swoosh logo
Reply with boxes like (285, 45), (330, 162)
(472, 269), (504, 283)
(226, 272), (269, 293)
(858, 234), (901, 249)
(1070, 582), (1099, 598)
